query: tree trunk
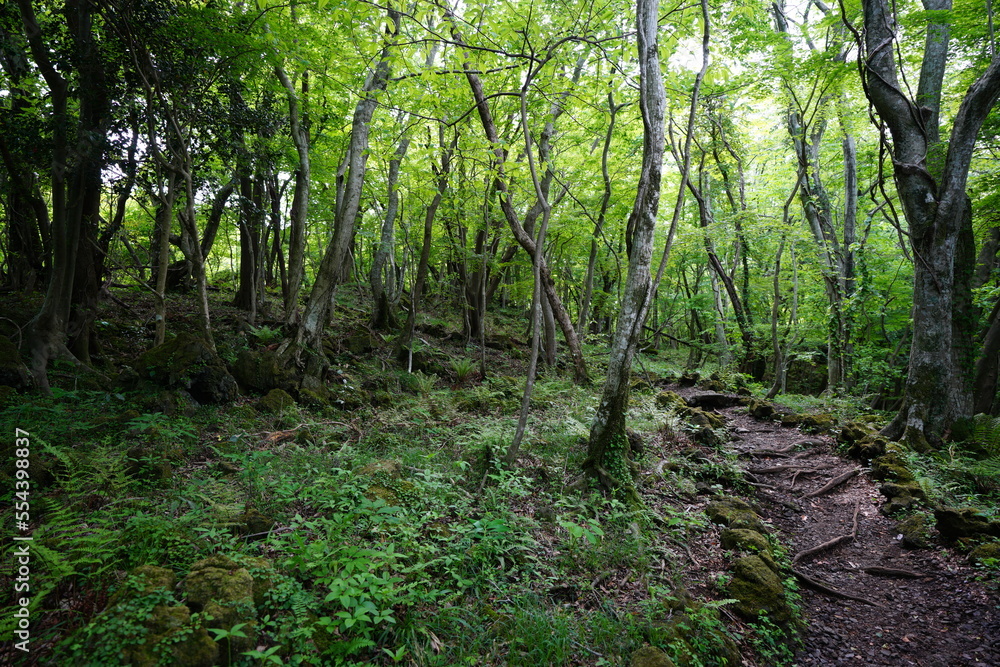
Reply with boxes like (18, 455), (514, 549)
(584, 0), (668, 491)
(862, 0), (1000, 445)
(294, 9), (399, 353)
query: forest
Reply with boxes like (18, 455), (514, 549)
(1, 0), (999, 665)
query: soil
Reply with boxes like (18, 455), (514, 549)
(696, 392), (1000, 666)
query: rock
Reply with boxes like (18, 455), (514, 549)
(693, 426), (724, 447)
(181, 554), (256, 662)
(934, 508), (1000, 540)
(847, 435), (887, 461)
(123, 604), (219, 667)
(0, 335), (30, 389)
(345, 333), (375, 355)
(358, 459), (404, 479)
(838, 421), (874, 445)
(239, 509), (273, 538)
(631, 645), (676, 667)
(239, 556), (276, 608)
(656, 390), (687, 410)
(728, 555), (793, 624)
(870, 451), (915, 482)
(681, 406), (725, 430)
(705, 497), (769, 534)
(895, 514), (931, 549)
(685, 392), (746, 409)
(230, 349), (291, 394)
(780, 413), (836, 433)
(678, 371), (700, 386)
(255, 388), (296, 413)
(720, 528), (777, 570)
(138, 333), (238, 404)
(124, 565), (177, 599)
(879, 481), (926, 515)
(968, 542), (1000, 565)
(747, 399), (776, 420)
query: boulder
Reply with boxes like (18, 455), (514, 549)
(720, 528), (777, 571)
(630, 646), (675, 667)
(934, 508), (1000, 541)
(138, 334), (238, 404)
(895, 514), (931, 549)
(181, 555), (256, 663)
(656, 390), (687, 410)
(705, 497), (769, 534)
(728, 555), (793, 624)
(123, 604), (219, 667)
(255, 388), (296, 413)
(747, 399), (776, 420)
(968, 542), (1000, 565)
(879, 481), (925, 514)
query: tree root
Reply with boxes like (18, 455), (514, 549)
(749, 462), (835, 474)
(793, 499), (861, 564)
(800, 468), (860, 499)
(792, 567), (883, 607)
(862, 566), (925, 578)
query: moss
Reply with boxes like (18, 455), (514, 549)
(847, 435), (887, 461)
(870, 451), (915, 482)
(112, 565), (177, 606)
(895, 514), (931, 549)
(727, 555), (793, 624)
(720, 529), (777, 570)
(934, 507), (1000, 540)
(239, 557), (276, 608)
(705, 497), (768, 534)
(901, 424), (933, 454)
(138, 333), (238, 404)
(230, 349), (294, 394)
(181, 555), (256, 661)
(630, 646), (676, 667)
(838, 421), (874, 445)
(968, 542), (1000, 564)
(123, 604), (219, 667)
(255, 388), (296, 413)
(239, 509), (273, 538)
(0, 384), (18, 408)
(656, 391), (687, 410)
(781, 413), (835, 433)
(747, 399), (776, 420)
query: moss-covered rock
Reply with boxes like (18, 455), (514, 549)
(847, 435), (887, 461)
(895, 514), (931, 549)
(727, 555), (793, 624)
(0, 335), (30, 389)
(680, 406), (725, 430)
(656, 390), (687, 411)
(747, 399), (776, 420)
(181, 555), (256, 663)
(870, 450), (915, 482)
(116, 565), (177, 603)
(255, 388), (296, 413)
(123, 604), (219, 667)
(879, 481), (925, 514)
(934, 507), (1000, 540)
(968, 542), (1000, 564)
(630, 646), (676, 667)
(138, 333), (238, 404)
(238, 556), (276, 608)
(705, 497), (769, 534)
(239, 509), (273, 539)
(230, 349), (294, 394)
(838, 421), (874, 445)
(678, 371), (700, 386)
(780, 413), (836, 433)
(720, 528), (777, 570)
(359, 459), (404, 479)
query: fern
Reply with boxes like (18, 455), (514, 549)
(971, 414), (1000, 456)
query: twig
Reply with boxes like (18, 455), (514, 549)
(792, 567), (883, 607)
(800, 468), (859, 499)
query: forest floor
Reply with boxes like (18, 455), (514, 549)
(1, 286), (999, 666)
(694, 389), (1000, 667)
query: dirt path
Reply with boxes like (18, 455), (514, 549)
(718, 404), (1000, 666)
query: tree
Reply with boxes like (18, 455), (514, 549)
(583, 0), (673, 490)
(858, 0), (1000, 445)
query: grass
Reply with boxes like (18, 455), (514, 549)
(0, 297), (850, 666)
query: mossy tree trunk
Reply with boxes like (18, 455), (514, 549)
(862, 0), (1000, 444)
(584, 0), (668, 489)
